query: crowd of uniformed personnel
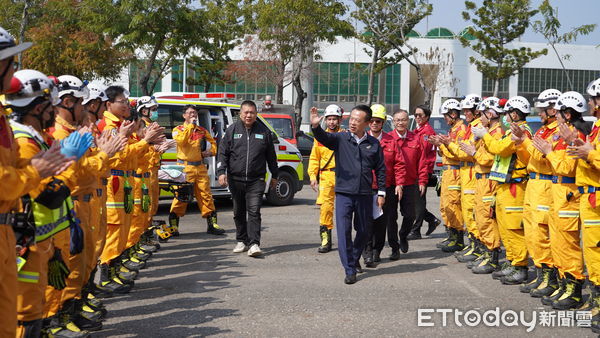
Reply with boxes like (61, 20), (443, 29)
(307, 81), (600, 333)
(0, 27), (228, 337)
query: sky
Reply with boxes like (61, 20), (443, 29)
(345, 0), (600, 45)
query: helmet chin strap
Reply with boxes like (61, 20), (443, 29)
(0, 60), (12, 93)
(57, 101), (77, 125)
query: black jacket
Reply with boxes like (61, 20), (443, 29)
(312, 125), (386, 195)
(217, 120), (279, 181)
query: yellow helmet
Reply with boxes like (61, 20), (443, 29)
(370, 104), (387, 120)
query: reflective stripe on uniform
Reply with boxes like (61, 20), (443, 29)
(505, 206), (524, 212)
(134, 199), (141, 205)
(537, 205), (550, 212)
(448, 185), (461, 191)
(463, 189), (475, 195)
(106, 202), (125, 209)
(482, 196), (495, 203)
(558, 210), (580, 218)
(18, 271), (40, 283)
(583, 220), (600, 226)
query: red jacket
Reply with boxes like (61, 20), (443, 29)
(413, 122), (437, 174)
(370, 131), (404, 188)
(390, 129), (428, 186)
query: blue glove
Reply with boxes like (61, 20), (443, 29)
(75, 132), (94, 159)
(60, 131), (83, 159)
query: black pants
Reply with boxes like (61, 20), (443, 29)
(388, 184), (418, 250)
(412, 185), (437, 232)
(229, 178), (266, 246)
(365, 186), (397, 256)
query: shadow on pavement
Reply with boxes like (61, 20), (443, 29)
(96, 229), (246, 337)
(361, 262), (444, 280)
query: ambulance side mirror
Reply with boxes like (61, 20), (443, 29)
(271, 131), (279, 144)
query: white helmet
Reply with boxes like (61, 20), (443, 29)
(555, 91), (587, 114)
(480, 97), (503, 115)
(586, 78), (600, 97)
(440, 99), (461, 115)
(0, 26), (32, 61)
(534, 89), (562, 108)
(461, 94), (481, 109)
(3, 69), (60, 107)
(82, 83), (107, 105)
(504, 96), (531, 114)
(57, 75), (89, 99)
(324, 104), (342, 117)
(136, 95), (158, 112)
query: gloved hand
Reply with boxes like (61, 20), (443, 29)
(472, 126), (488, 140)
(75, 132), (94, 159)
(48, 249), (70, 290)
(124, 179), (133, 214)
(141, 182), (150, 213)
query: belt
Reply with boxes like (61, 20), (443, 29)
(475, 173), (490, 180)
(459, 161), (475, 167)
(444, 165), (460, 170)
(499, 177), (527, 184)
(320, 168), (335, 172)
(0, 213), (17, 225)
(529, 172), (553, 181)
(133, 172), (151, 178)
(177, 159), (203, 166)
(110, 169), (132, 177)
(72, 194), (93, 202)
(552, 175), (576, 184)
(101, 178), (108, 185)
(579, 186), (600, 194)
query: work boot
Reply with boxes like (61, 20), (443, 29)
(86, 267), (113, 298)
(43, 315), (89, 338)
(456, 236), (481, 262)
(362, 245), (375, 268)
(472, 248), (500, 274)
(389, 249), (400, 261)
(590, 284), (600, 334)
(85, 293), (107, 319)
(121, 253), (145, 271)
(542, 278), (566, 306)
(441, 229), (464, 252)
(519, 266), (543, 293)
(530, 266), (559, 298)
(552, 273), (584, 310)
(318, 226), (332, 253)
(139, 233), (159, 253)
(454, 233), (473, 257)
(98, 263), (131, 294)
(406, 229), (422, 240)
(63, 299), (102, 332)
(426, 218), (441, 236)
(436, 227), (451, 248)
(144, 226), (161, 250)
(71, 299), (103, 331)
(207, 211), (226, 235)
(20, 319), (42, 338)
(501, 265), (528, 285)
(492, 260), (513, 280)
(466, 252), (486, 269)
(131, 244), (151, 261)
(168, 212), (180, 236)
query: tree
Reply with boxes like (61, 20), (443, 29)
(532, 0), (596, 89)
(461, 0), (547, 97)
(92, 0), (203, 95)
(0, 0), (129, 78)
(183, 0), (246, 92)
(253, 0), (354, 123)
(353, 0), (434, 106)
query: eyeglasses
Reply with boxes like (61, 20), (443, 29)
(370, 119), (383, 124)
(414, 113), (426, 118)
(114, 99), (129, 105)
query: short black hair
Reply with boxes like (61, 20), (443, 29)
(393, 109), (409, 117)
(241, 100), (257, 111)
(415, 104), (431, 118)
(353, 104), (372, 122)
(105, 85), (127, 103)
(183, 104), (197, 113)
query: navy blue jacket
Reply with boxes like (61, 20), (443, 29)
(312, 125), (386, 196)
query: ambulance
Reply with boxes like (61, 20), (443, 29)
(151, 92), (304, 206)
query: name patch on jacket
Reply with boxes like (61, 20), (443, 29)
(255, 134), (264, 139)
(234, 133), (242, 139)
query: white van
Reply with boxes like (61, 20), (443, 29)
(151, 92), (304, 206)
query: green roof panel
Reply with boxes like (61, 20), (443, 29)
(425, 27), (454, 39)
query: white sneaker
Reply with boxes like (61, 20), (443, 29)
(233, 242), (248, 253)
(247, 244), (262, 257)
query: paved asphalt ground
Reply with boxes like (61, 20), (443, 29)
(95, 187), (593, 337)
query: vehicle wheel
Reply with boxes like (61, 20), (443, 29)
(266, 171), (295, 206)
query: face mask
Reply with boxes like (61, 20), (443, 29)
(149, 110), (158, 121)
